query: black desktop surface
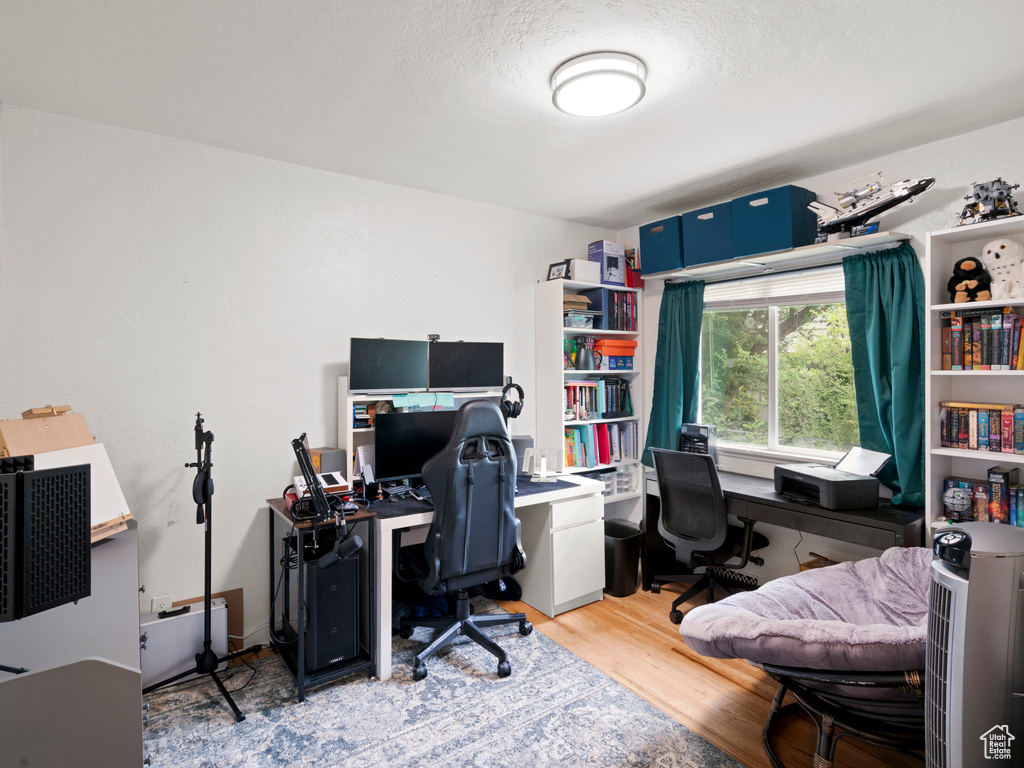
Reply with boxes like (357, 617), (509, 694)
(369, 474), (579, 519)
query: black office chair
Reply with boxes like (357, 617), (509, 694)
(398, 400), (532, 681)
(649, 448), (768, 625)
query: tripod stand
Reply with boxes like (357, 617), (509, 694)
(143, 413), (261, 722)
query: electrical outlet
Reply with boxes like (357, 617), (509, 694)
(151, 595), (172, 614)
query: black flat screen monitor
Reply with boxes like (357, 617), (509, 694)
(428, 341), (504, 391)
(350, 338), (428, 394)
(373, 410), (459, 483)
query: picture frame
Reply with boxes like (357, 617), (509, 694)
(547, 260), (570, 281)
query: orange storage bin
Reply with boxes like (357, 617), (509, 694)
(594, 339), (637, 356)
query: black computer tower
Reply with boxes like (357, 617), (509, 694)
(304, 555), (360, 672)
(679, 423), (718, 464)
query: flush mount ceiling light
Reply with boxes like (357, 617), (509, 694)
(551, 52), (647, 117)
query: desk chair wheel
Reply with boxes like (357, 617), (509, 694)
(519, 620), (533, 636)
(412, 662), (428, 681)
(399, 626), (414, 640)
(651, 581), (661, 594)
(497, 660), (511, 678)
(749, 555), (764, 567)
(669, 608), (684, 625)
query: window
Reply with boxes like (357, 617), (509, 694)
(699, 267), (859, 456)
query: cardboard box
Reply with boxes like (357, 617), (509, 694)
(563, 293), (592, 312)
(588, 240), (626, 286)
(566, 258), (601, 283)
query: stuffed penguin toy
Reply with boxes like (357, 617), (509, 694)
(980, 238), (1024, 300)
(947, 257), (992, 303)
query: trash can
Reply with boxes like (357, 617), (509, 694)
(604, 519), (642, 597)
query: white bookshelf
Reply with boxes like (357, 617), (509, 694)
(924, 216), (1024, 530)
(535, 279), (644, 512)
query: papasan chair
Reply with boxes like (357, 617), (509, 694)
(679, 546), (933, 768)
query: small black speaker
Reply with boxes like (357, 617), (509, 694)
(19, 465), (91, 618)
(304, 555), (359, 672)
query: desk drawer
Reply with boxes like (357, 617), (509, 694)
(551, 495), (602, 531)
(747, 502), (897, 549)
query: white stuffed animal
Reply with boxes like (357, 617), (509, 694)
(980, 238), (1024, 300)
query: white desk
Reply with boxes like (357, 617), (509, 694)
(373, 475), (604, 680)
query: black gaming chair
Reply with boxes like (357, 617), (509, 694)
(649, 448), (768, 624)
(398, 400), (533, 681)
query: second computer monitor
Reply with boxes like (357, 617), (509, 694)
(373, 410), (459, 484)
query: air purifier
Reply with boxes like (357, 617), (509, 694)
(926, 522), (1024, 767)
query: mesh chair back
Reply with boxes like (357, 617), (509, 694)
(420, 400), (522, 593)
(650, 448), (727, 560)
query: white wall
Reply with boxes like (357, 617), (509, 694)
(0, 105), (612, 644)
(623, 115), (1024, 581)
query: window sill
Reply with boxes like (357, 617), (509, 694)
(716, 442), (846, 465)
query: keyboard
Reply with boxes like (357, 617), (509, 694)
(411, 485), (433, 503)
(382, 483), (413, 497)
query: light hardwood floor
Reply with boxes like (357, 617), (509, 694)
(498, 587), (922, 768)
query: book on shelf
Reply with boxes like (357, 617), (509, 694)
(939, 309), (1024, 372)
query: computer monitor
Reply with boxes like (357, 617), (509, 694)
(372, 410), (459, 484)
(427, 341), (504, 391)
(349, 338), (429, 394)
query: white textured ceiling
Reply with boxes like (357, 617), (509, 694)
(2, 1), (1024, 229)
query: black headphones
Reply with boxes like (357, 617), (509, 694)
(501, 382), (525, 419)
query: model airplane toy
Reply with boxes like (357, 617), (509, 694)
(809, 174), (935, 237)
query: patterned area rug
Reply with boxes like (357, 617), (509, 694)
(143, 599), (741, 768)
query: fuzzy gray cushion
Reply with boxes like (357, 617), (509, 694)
(678, 546), (932, 671)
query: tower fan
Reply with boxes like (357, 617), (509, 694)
(927, 522), (1024, 767)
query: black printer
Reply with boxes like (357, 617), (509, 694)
(774, 448), (890, 510)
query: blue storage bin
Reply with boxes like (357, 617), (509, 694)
(731, 185), (818, 257)
(639, 216), (683, 276)
(682, 202), (733, 266)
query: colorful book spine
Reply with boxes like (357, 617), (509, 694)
(974, 482), (990, 522)
(951, 316), (963, 370)
(963, 320), (974, 370)
(968, 409), (978, 450)
(990, 410), (1003, 452)
(979, 408), (990, 451)
(992, 314), (1004, 370)
(1012, 484), (1020, 527)
(1015, 406), (1024, 454)
(1004, 411), (1015, 454)
(979, 314), (992, 370)
(958, 408), (970, 450)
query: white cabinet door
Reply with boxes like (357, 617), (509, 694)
(551, 519), (605, 606)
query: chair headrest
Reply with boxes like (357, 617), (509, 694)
(449, 400), (510, 444)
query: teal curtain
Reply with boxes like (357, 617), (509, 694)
(642, 280), (705, 466)
(842, 242), (925, 508)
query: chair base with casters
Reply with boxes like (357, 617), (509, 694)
(398, 590), (532, 681)
(654, 517), (768, 624)
(757, 663), (925, 768)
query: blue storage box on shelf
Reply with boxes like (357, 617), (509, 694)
(682, 202), (733, 266)
(731, 185), (818, 257)
(639, 216), (683, 276)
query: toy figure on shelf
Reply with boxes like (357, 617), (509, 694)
(947, 257), (992, 303)
(979, 238), (1024, 300)
(809, 173), (935, 237)
(958, 178), (1021, 226)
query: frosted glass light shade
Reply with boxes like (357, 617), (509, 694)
(551, 52), (647, 117)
